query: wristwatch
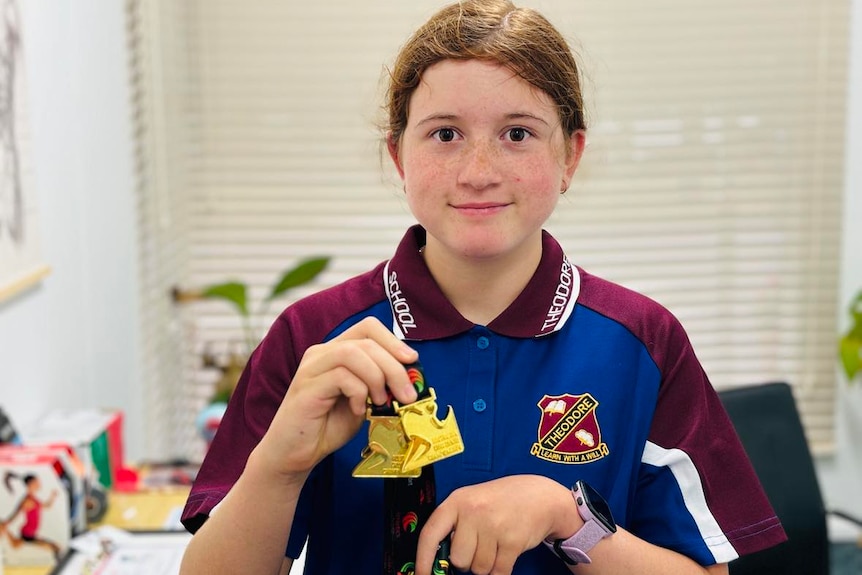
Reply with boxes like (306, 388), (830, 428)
(543, 480), (617, 565)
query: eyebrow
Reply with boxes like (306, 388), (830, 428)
(414, 112), (552, 128)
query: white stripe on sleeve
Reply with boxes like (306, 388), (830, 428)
(642, 441), (739, 563)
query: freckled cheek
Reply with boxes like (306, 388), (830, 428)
(516, 163), (558, 192)
(402, 156), (447, 187)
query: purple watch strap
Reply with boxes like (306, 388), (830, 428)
(555, 518), (608, 564)
(543, 483), (613, 565)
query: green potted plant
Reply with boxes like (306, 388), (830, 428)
(839, 288), (862, 383)
(172, 256), (330, 443)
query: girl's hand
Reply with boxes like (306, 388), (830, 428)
(416, 475), (582, 575)
(250, 317), (419, 483)
(45, 490), (59, 507)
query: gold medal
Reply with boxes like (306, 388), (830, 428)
(396, 388), (464, 474)
(354, 362), (464, 478)
(353, 386), (464, 478)
(352, 412), (421, 478)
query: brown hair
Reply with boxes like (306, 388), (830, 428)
(385, 0), (586, 146)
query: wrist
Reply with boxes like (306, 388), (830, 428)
(544, 480), (617, 566)
(548, 482), (585, 541)
(247, 442), (311, 489)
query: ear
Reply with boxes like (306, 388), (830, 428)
(562, 129), (586, 186)
(386, 132), (405, 180)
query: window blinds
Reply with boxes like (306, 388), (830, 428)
(128, 0), (200, 459)
(130, 0), (849, 460)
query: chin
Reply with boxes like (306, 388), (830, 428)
(455, 240), (516, 260)
(428, 223), (534, 259)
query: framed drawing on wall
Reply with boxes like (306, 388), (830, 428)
(0, 0), (49, 304)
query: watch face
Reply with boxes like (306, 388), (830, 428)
(579, 480), (617, 533)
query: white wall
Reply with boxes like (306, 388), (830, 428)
(0, 0), (859, 524)
(0, 1), (142, 458)
(815, 0), (862, 524)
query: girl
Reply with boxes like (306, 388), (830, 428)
(1, 473), (62, 561)
(180, 2), (786, 574)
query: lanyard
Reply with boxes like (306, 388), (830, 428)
(383, 467), (443, 574)
(370, 363), (451, 575)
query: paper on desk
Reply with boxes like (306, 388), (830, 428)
(69, 525), (134, 556)
(63, 526), (191, 575)
(95, 544), (188, 575)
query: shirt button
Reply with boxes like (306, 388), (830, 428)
(473, 399), (487, 412)
(476, 336), (490, 349)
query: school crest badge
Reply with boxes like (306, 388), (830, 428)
(531, 393), (609, 464)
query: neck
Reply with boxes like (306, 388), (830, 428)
(422, 237), (542, 326)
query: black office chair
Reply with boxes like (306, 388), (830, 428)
(718, 382), (862, 575)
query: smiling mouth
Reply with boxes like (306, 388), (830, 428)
(452, 202), (509, 214)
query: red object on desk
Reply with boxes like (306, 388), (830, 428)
(112, 466), (140, 493)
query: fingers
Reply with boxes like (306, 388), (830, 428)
(288, 339), (416, 423)
(450, 533), (519, 575)
(418, 519), (519, 575)
(261, 318), (420, 475)
(417, 476), (564, 575)
(324, 364), (380, 417)
(466, 532), (497, 575)
(336, 315), (417, 363)
(416, 507), (457, 575)
(326, 317), (419, 405)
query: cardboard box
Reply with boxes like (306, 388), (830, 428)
(0, 449), (70, 567)
(0, 444), (86, 536)
(22, 409), (126, 491)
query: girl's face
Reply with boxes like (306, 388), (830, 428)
(389, 59), (584, 263)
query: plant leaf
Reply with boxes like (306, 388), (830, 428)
(202, 282), (249, 316)
(839, 335), (862, 382)
(850, 290), (862, 339)
(268, 256), (330, 301)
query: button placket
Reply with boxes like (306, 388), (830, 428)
(464, 328), (495, 470)
(474, 334), (491, 411)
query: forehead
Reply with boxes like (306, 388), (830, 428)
(408, 59), (558, 123)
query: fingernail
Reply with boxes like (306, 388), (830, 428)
(405, 383), (418, 402)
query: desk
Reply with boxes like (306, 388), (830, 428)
(5, 488), (190, 575)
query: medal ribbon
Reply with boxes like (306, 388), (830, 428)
(372, 363), (450, 575)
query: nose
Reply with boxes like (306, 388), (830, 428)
(456, 139), (502, 190)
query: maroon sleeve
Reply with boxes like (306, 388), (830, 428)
(578, 269), (786, 558)
(181, 266), (386, 533)
(647, 324), (787, 556)
(180, 315), (301, 533)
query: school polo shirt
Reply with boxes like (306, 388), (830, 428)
(182, 225), (786, 573)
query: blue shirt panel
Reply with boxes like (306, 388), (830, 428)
(289, 300), (669, 574)
(633, 463), (715, 564)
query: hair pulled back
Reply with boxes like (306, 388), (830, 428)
(385, 0), (586, 146)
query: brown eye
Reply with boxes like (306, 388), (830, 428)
(508, 127), (528, 142)
(435, 128), (456, 142)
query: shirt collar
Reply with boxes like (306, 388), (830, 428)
(383, 225), (580, 340)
